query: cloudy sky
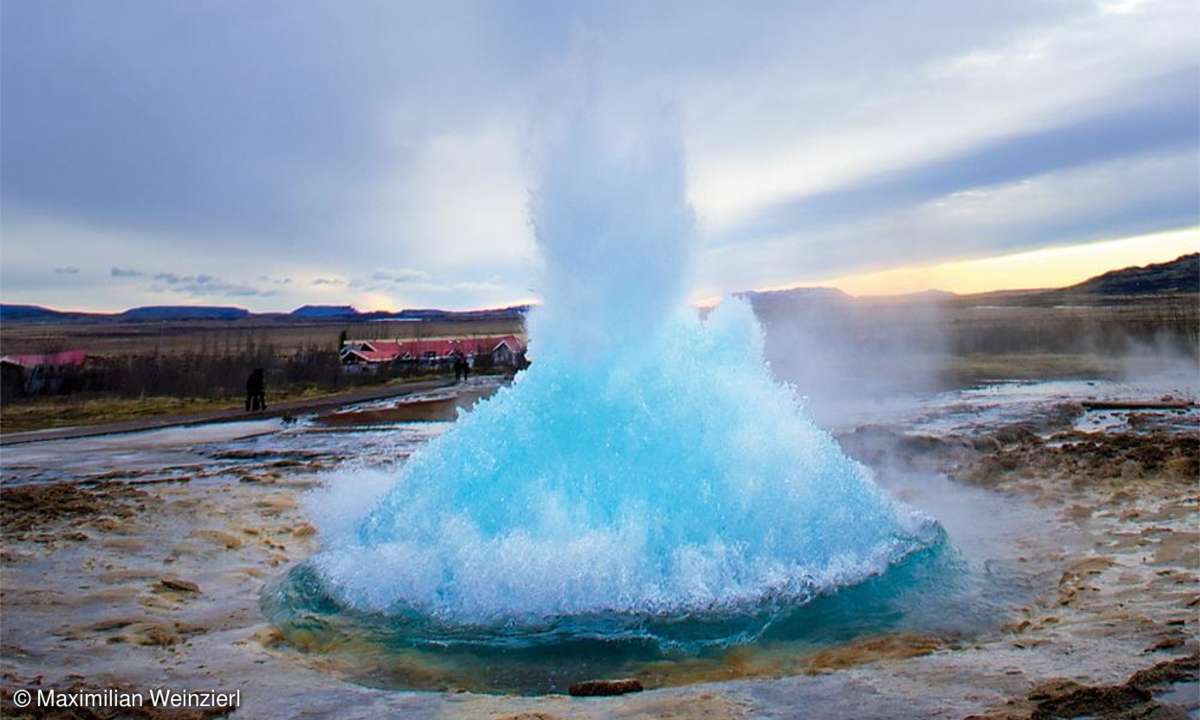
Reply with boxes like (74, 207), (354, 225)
(2, 0), (1197, 312)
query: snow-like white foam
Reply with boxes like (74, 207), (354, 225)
(310, 300), (938, 623)
(306, 80), (939, 627)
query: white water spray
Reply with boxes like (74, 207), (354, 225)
(305, 87), (940, 629)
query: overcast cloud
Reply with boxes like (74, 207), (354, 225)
(1, 0), (1196, 311)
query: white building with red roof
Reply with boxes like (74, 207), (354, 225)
(340, 336), (526, 371)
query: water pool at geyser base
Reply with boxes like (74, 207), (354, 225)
(260, 308), (1037, 695)
(264, 524), (1037, 695)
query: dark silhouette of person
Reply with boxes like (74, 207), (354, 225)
(245, 368), (266, 412)
(462, 355), (470, 381)
(453, 354), (464, 383)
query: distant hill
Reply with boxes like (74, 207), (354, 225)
(4, 253), (1191, 325)
(737, 287), (852, 304)
(959, 252), (1198, 306)
(0, 301), (531, 324)
(118, 306), (251, 321)
(370, 306), (530, 322)
(290, 305), (360, 319)
(739, 253), (1199, 311)
(1062, 253), (1198, 296)
(0, 304), (94, 322)
(293, 305), (531, 322)
(735, 287), (853, 319)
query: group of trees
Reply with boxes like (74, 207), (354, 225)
(3, 335), (441, 402)
(3, 322), (535, 403)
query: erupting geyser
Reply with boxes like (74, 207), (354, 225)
(291, 93), (943, 649)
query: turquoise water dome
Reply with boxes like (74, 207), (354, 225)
(316, 300), (940, 626)
(283, 92), (945, 668)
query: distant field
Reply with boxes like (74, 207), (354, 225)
(0, 379), (448, 434)
(4, 296), (1193, 365)
(0, 318), (527, 356)
(2, 294), (1195, 435)
(750, 293), (1198, 399)
(0, 394), (242, 434)
(758, 293), (1198, 354)
(0, 318), (526, 433)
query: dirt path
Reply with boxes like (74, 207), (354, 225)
(0, 378), (458, 446)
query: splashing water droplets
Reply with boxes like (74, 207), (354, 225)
(291, 90), (942, 644)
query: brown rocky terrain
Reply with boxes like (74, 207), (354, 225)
(0, 388), (1196, 718)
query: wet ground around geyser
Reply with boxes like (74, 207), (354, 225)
(1, 374), (1197, 719)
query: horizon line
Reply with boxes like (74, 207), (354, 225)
(4, 231), (1197, 317)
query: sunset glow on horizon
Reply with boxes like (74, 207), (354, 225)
(746, 227), (1199, 299)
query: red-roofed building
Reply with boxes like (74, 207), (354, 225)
(0, 349), (90, 399)
(0, 350), (89, 368)
(340, 336), (526, 372)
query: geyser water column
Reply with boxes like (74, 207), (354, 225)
(290, 94), (942, 658)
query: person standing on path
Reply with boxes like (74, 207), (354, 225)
(245, 368), (266, 412)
